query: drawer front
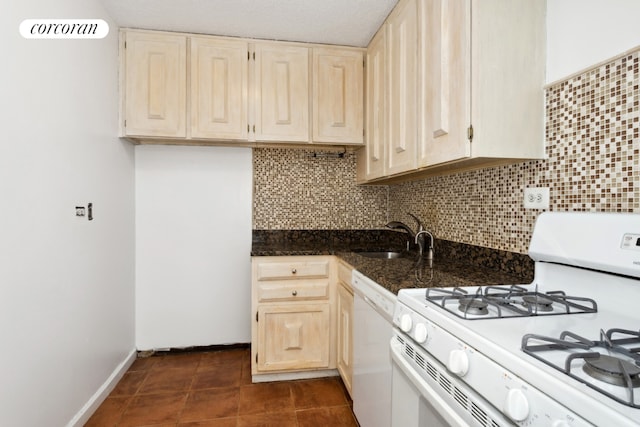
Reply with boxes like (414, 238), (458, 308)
(256, 260), (329, 281)
(258, 279), (329, 302)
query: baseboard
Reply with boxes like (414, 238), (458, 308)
(67, 348), (137, 427)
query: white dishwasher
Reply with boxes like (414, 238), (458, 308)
(352, 270), (397, 427)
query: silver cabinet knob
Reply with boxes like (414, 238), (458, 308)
(291, 268), (297, 274)
(292, 290), (298, 296)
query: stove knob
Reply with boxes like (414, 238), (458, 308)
(447, 350), (469, 377)
(414, 323), (428, 343)
(504, 388), (529, 422)
(400, 314), (413, 332)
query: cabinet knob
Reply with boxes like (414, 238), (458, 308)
(292, 290), (298, 296)
(291, 268), (297, 274)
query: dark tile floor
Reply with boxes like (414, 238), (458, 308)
(86, 347), (358, 426)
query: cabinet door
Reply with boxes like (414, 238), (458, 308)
(357, 28), (386, 181)
(124, 31), (186, 138)
(336, 283), (353, 396)
(312, 48), (364, 145)
(418, 0), (471, 167)
(256, 303), (330, 372)
(254, 43), (310, 142)
(191, 37), (248, 140)
(386, 0), (418, 175)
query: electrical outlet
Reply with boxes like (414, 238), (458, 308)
(523, 187), (550, 209)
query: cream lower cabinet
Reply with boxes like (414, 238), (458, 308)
(256, 304), (330, 372)
(336, 260), (354, 397)
(251, 256), (336, 381)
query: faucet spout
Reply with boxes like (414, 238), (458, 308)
(385, 221), (416, 240)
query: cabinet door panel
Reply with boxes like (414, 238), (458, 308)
(357, 28), (386, 181)
(125, 32), (186, 137)
(313, 48), (364, 144)
(254, 44), (310, 142)
(256, 304), (330, 372)
(191, 37), (248, 140)
(418, 0), (471, 167)
(386, 0), (418, 175)
(337, 283), (353, 396)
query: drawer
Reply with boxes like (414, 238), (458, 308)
(256, 260), (329, 281)
(337, 260), (353, 289)
(257, 279), (330, 302)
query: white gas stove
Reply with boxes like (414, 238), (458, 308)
(392, 212), (640, 427)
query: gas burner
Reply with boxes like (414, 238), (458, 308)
(458, 297), (489, 316)
(522, 328), (640, 408)
(522, 294), (554, 312)
(583, 355), (640, 387)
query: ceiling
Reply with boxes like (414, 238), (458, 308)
(101, 0), (398, 47)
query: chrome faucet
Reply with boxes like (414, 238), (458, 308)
(385, 213), (434, 259)
(415, 230), (434, 260)
(385, 220), (416, 240)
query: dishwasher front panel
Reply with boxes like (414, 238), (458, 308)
(353, 291), (394, 427)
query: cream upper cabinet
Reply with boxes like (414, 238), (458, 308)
(123, 31), (187, 138)
(357, 0), (418, 183)
(312, 48), (364, 145)
(386, 0), (419, 176)
(417, 0), (470, 167)
(357, 27), (386, 181)
(418, 0), (545, 169)
(121, 29), (364, 146)
(358, 0), (545, 182)
(253, 43), (310, 143)
(190, 37), (248, 140)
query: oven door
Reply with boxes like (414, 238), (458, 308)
(390, 333), (514, 427)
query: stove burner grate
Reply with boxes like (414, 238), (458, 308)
(424, 284), (598, 320)
(522, 328), (640, 408)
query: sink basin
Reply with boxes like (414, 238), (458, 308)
(356, 251), (406, 259)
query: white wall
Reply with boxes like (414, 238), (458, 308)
(547, 0), (640, 83)
(0, 1), (135, 426)
(135, 145), (253, 350)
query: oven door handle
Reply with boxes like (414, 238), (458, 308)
(390, 338), (471, 427)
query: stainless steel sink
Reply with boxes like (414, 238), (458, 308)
(356, 251), (406, 259)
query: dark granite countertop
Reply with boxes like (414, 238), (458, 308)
(336, 251), (529, 295)
(252, 230), (534, 296)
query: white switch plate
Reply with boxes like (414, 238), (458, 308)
(523, 187), (550, 209)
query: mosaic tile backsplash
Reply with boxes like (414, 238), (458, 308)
(253, 49), (640, 254)
(253, 148), (388, 229)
